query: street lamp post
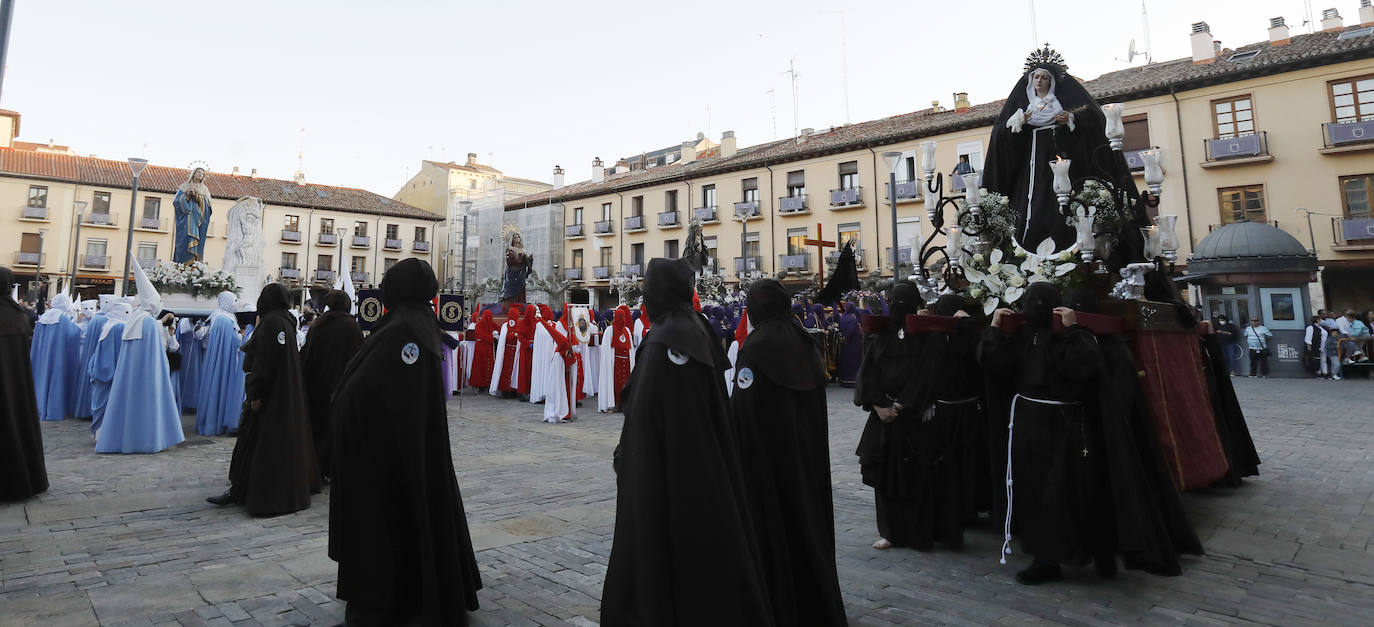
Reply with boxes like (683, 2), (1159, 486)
(336, 227), (348, 281)
(459, 200), (472, 296)
(35, 228), (47, 304)
(735, 203), (752, 288)
(68, 200), (88, 294)
(881, 151), (903, 277)
(120, 158), (148, 296)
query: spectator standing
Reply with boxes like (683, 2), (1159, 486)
(1244, 317), (1273, 378)
(1214, 315), (1239, 375)
(1304, 315), (1326, 377)
(1324, 327), (1344, 380)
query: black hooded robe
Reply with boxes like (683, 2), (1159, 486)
(730, 280), (847, 627)
(329, 260), (481, 627)
(0, 267), (47, 501)
(922, 308), (992, 523)
(226, 284), (321, 516)
(601, 258), (772, 627)
(1200, 332), (1260, 486)
(300, 294), (363, 479)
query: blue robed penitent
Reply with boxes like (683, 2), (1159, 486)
(30, 314), (82, 421)
(95, 314), (185, 453)
(72, 313), (108, 419)
(88, 320), (125, 435)
(195, 312), (244, 436)
(178, 323), (204, 412)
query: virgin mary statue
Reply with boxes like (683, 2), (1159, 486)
(983, 47), (1140, 254)
(173, 168), (213, 263)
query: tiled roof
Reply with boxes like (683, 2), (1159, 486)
(0, 149), (442, 221)
(502, 175), (553, 187)
(12, 141), (72, 152)
(507, 27), (1374, 209)
(425, 159), (502, 175)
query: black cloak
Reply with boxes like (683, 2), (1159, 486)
(932, 294), (992, 520)
(983, 57), (1144, 256)
(816, 241), (860, 305)
(329, 259), (481, 626)
(601, 258), (772, 627)
(730, 279), (846, 626)
(227, 283), (321, 516)
(0, 266), (47, 500)
(300, 290), (363, 479)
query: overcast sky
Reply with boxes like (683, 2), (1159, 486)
(1, 0), (1338, 198)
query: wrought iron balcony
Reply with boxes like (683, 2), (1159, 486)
(84, 212), (114, 226)
(1323, 120), (1374, 150)
(351, 235), (371, 248)
(779, 253), (810, 271)
(566, 223), (585, 237)
(658, 211), (680, 227)
(829, 187), (863, 208)
(885, 247), (914, 266)
(81, 254), (109, 269)
(1122, 149), (1150, 171)
(734, 256), (763, 272)
(412, 241), (430, 252)
(315, 269), (336, 282)
(351, 271), (370, 283)
(593, 220), (613, 235)
(281, 229), (302, 243)
(733, 201), (760, 220)
(564, 267), (583, 280)
(279, 267), (301, 280)
(693, 206), (718, 222)
(1203, 132), (1271, 167)
(621, 263), (643, 276)
(779, 195), (808, 213)
(949, 172), (985, 192)
(827, 248), (866, 269)
(884, 181), (922, 201)
(139, 217), (164, 230)
(593, 265), (612, 279)
(1332, 217), (1374, 247)
(625, 215), (646, 231)
(20, 206), (47, 220)
(13, 251), (43, 266)
(136, 257), (160, 269)
(384, 238), (404, 251)
(318, 232), (338, 245)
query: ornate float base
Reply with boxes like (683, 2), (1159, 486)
(159, 292), (220, 315)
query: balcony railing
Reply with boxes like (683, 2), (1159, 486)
(384, 238), (404, 250)
(734, 256), (763, 272)
(351, 271), (370, 283)
(318, 232), (338, 245)
(949, 171), (985, 192)
(279, 267), (301, 280)
(733, 201), (760, 220)
(779, 195), (808, 213)
(136, 257), (160, 269)
(412, 240), (430, 252)
(1204, 132), (1269, 164)
(85, 212), (114, 226)
(139, 217), (164, 230)
(884, 181), (922, 201)
(81, 254), (109, 269)
(592, 265), (612, 279)
(827, 248), (867, 269)
(564, 267), (583, 280)
(625, 215), (646, 231)
(593, 220), (613, 235)
(658, 211), (680, 227)
(566, 223), (585, 237)
(351, 235), (371, 248)
(779, 253), (810, 271)
(885, 247), (914, 266)
(281, 229), (302, 243)
(21, 206), (48, 220)
(1323, 120), (1374, 148)
(1333, 217), (1374, 246)
(829, 187), (863, 207)
(315, 269), (336, 282)
(621, 263), (643, 276)
(693, 206), (718, 222)
(13, 251), (43, 266)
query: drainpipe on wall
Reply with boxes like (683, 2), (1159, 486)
(867, 146), (883, 276)
(613, 191), (625, 273)
(1170, 87), (1197, 251)
(765, 164), (776, 277)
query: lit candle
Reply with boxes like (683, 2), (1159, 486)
(1140, 226), (1160, 259)
(920, 140), (938, 179)
(1140, 149), (1164, 194)
(1049, 157), (1073, 197)
(946, 225), (963, 265)
(1076, 206), (1097, 252)
(1102, 104), (1125, 151)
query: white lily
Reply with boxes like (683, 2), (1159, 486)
(1005, 286), (1025, 303)
(1054, 262), (1077, 276)
(983, 296), (1000, 315)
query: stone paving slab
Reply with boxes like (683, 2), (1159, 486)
(3, 378), (1374, 625)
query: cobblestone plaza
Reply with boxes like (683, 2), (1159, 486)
(2, 378), (1372, 626)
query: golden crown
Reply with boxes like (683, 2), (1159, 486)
(500, 224), (522, 241)
(1024, 44), (1068, 77)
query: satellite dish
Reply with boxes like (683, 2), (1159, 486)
(1127, 39), (1138, 61)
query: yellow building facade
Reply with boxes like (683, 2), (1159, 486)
(513, 23), (1374, 312)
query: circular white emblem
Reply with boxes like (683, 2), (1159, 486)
(667, 348), (689, 365)
(276, 331), (286, 345)
(620, 332), (629, 343)
(897, 328), (905, 340)
(401, 342), (420, 365)
(737, 367), (755, 389)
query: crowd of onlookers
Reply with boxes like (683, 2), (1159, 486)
(1208, 308), (1370, 380)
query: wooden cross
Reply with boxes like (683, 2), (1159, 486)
(804, 222), (836, 289)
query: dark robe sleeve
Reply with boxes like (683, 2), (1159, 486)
(243, 316), (286, 404)
(853, 333), (885, 412)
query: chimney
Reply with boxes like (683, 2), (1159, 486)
(953, 92), (971, 113)
(294, 170), (306, 185)
(1321, 8), (1344, 31)
(679, 140), (697, 164)
(1268, 17), (1291, 46)
(613, 159), (630, 174)
(466, 152), (478, 166)
(591, 157), (605, 183)
(1190, 22), (1216, 64)
(552, 165), (565, 189)
(1362, 0), (1374, 26)
(930, 99), (945, 113)
(720, 130), (737, 158)
(250, 168), (257, 178)
(231, 166), (240, 175)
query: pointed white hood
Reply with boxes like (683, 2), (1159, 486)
(124, 255), (162, 340)
(38, 293), (72, 324)
(100, 302), (133, 340)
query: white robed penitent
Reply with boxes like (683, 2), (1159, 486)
(488, 319), (519, 394)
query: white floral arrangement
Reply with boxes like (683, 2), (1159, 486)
(144, 261), (239, 295)
(1068, 180), (1128, 230)
(958, 237), (1081, 315)
(959, 189), (1015, 243)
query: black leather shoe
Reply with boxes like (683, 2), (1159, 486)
(206, 491), (234, 506)
(1015, 560), (1062, 585)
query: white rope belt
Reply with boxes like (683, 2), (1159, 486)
(936, 396), (981, 406)
(1001, 393), (1083, 565)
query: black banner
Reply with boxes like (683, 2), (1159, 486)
(438, 293), (466, 331)
(356, 289), (384, 331)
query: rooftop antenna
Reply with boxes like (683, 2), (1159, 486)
(782, 57), (800, 141)
(766, 88), (778, 141)
(1140, 0), (1153, 63)
(1302, 0), (1315, 34)
(1028, 0), (1039, 50)
(823, 9), (851, 124)
(705, 104), (712, 138)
